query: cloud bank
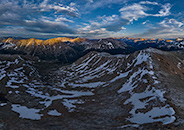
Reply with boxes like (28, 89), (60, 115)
(0, 0), (183, 38)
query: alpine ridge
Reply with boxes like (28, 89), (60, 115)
(0, 48), (184, 129)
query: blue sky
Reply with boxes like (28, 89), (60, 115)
(0, 0), (184, 39)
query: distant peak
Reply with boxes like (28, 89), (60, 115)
(2, 37), (86, 46)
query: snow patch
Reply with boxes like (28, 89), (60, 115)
(11, 104), (43, 120)
(47, 110), (61, 116)
(0, 103), (7, 107)
(63, 99), (85, 112)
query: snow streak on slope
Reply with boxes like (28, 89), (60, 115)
(55, 52), (126, 88)
(54, 49), (176, 126)
(118, 50), (175, 126)
(0, 55), (94, 120)
(0, 49), (177, 128)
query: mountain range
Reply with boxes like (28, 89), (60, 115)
(0, 37), (183, 63)
(0, 37), (184, 129)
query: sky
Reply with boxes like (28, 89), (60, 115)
(0, 0), (184, 39)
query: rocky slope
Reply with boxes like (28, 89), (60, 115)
(0, 48), (184, 129)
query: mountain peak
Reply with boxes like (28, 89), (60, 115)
(1, 37), (86, 46)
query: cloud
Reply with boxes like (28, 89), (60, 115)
(102, 18), (129, 32)
(87, 0), (94, 3)
(119, 3), (149, 21)
(40, 0), (49, 6)
(78, 23), (112, 38)
(84, 0), (127, 11)
(52, 5), (79, 17)
(70, 2), (76, 6)
(78, 1), (173, 38)
(98, 15), (129, 31)
(119, 2), (172, 22)
(80, 28), (109, 35)
(139, 1), (159, 5)
(40, 2), (80, 17)
(23, 16), (76, 34)
(0, 1), (25, 26)
(0, 0), (78, 37)
(55, 16), (74, 23)
(0, 0), (175, 39)
(153, 3), (171, 17)
(78, 14), (128, 37)
(159, 19), (183, 28)
(142, 20), (150, 25)
(133, 19), (184, 38)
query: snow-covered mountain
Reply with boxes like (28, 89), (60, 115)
(0, 48), (184, 129)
